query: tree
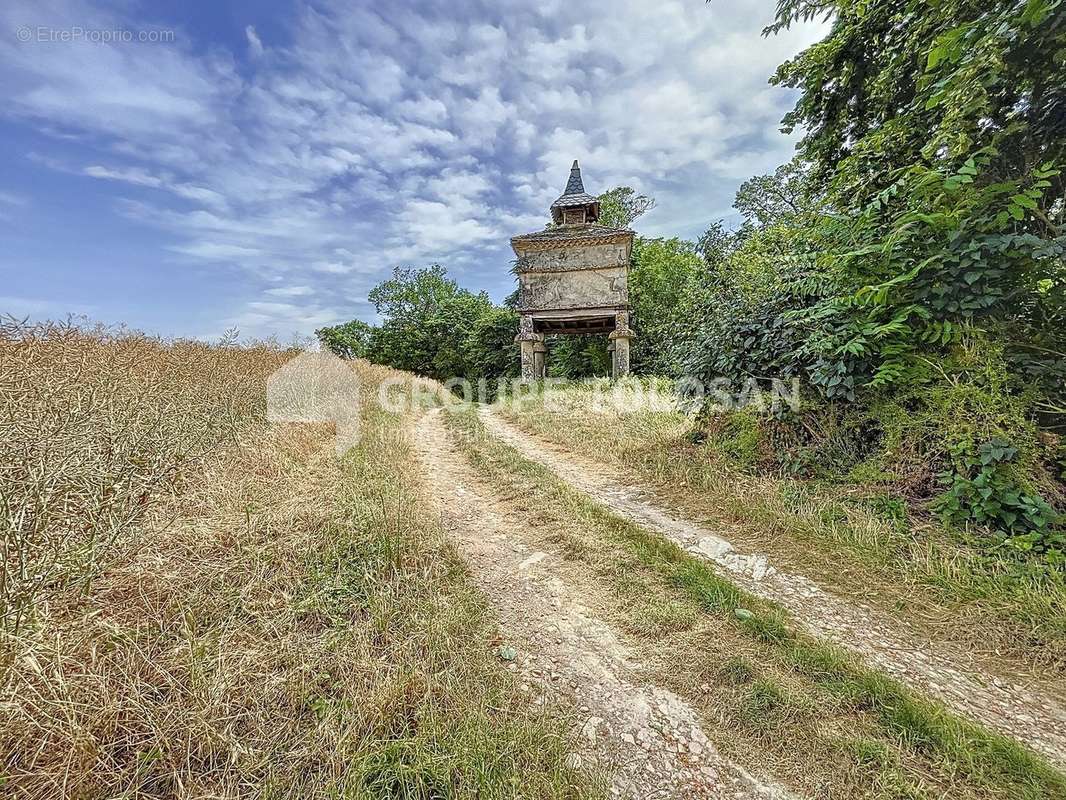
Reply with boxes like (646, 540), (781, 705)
(598, 186), (656, 228)
(368, 265), (459, 321)
(696, 220), (741, 266)
(425, 290), (494, 380)
(316, 319), (374, 359)
(688, 1), (1066, 555)
(362, 265), (466, 377)
(733, 159), (821, 228)
(762, 0), (1065, 405)
(768, 0), (1065, 213)
(467, 307), (520, 383)
(339, 265), (522, 388)
(629, 237), (706, 376)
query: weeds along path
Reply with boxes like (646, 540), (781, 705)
(477, 405), (1066, 769)
(413, 408), (796, 800)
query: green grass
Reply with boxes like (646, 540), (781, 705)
(446, 405), (1066, 800)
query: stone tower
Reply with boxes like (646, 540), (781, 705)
(511, 161), (635, 382)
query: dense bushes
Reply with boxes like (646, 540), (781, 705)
(674, 0), (1065, 563)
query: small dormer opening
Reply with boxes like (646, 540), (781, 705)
(563, 208), (586, 225)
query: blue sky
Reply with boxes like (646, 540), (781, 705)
(0, 0), (827, 341)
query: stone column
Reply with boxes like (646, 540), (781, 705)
(518, 340), (535, 382)
(533, 340), (547, 380)
(609, 310), (635, 380)
(515, 314), (542, 383)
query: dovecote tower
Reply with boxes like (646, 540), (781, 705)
(511, 161), (635, 381)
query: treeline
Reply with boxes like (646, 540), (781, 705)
(320, 0), (1065, 565)
(317, 266), (518, 385)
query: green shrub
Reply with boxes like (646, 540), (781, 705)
(935, 438), (1064, 561)
(704, 410), (763, 470)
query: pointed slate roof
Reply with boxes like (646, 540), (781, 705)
(563, 160), (585, 194)
(549, 160), (600, 222)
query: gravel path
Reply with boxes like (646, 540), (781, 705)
(479, 405), (1066, 769)
(414, 408), (797, 800)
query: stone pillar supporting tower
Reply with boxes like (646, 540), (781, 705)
(510, 161), (636, 382)
(609, 310), (635, 379)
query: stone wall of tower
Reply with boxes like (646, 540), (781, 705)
(511, 161), (636, 381)
(517, 265), (628, 312)
(516, 241), (629, 273)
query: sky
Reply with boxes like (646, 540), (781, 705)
(0, 0), (828, 342)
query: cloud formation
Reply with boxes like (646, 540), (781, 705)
(0, 0), (827, 338)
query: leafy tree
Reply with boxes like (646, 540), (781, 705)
(362, 265), (474, 378)
(696, 220), (741, 266)
(769, 0), (1066, 207)
(764, 1), (1065, 410)
(316, 319), (373, 359)
(333, 265), (519, 389)
(368, 265), (459, 321)
(678, 1), (1066, 555)
(598, 186), (656, 228)
(425, 290), (495, 380)
(467, 307), (521, 382)
(629, 237), (706, 376)
(734, 158), (822, 228)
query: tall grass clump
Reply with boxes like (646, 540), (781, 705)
(0, 318), (292, 641)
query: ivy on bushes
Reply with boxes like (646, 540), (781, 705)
(670, 0), (1066, 563)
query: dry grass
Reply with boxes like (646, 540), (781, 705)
(494, 382), (1066, 678)
(0, 319), (292, 638)
(0, 323), (599, 799)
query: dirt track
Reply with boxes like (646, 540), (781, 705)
(477, 405), (1066, 769)
(413, 407), (796, 800)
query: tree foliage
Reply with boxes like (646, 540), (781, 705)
(598, 186), (656, 228)
(759, 1), (1065, 415)
(769, 0), (1066, 207)
(734, 158), (822, 228)
(318, 265), (510, 390)
(314, 319), (373, 360)
(629, 237), (706, 376)
(674, 0), (1066, 558)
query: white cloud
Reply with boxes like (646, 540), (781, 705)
(245, 25), (264, 59)
(0, 0), (830, 338)
(266, 284), (314, 297)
